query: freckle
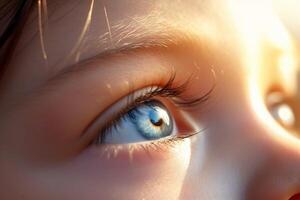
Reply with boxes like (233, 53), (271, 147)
(124, 80), (130, 87)
(106, 83), (112, 89)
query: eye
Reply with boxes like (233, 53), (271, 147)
(271, 102), (295, 128)
(267, 91), (299, 132)
(91, 74), (213, 145)
(99, 100), (177, 144)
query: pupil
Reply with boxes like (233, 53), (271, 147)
(150, 118), (163, 126)
(149, 109), (164, 127)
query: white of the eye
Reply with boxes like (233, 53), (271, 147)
(102, 108), (177, 144)
(271, 103), (295, 128)
(153, 106), (170, 126)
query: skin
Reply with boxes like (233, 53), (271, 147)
(0, 0), (300, 199)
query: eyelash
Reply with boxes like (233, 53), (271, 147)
(97, 72), (213, 148)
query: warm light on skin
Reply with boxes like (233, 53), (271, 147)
(229, 0), (299, 92)
(278, 53), (299, 94)
(171, 138), (192, 199)
(87, 138), (191, 200)
(2, 1), (300, 199)
(230, 0), (300, 151)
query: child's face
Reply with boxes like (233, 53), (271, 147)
(1, 0), (300, 199)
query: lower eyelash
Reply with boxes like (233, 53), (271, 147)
(98, 129), (202, 160)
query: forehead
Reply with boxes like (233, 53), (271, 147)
(7, 0), (299, 92)
(14, 0), (232, 67)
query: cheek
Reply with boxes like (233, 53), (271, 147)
(61, 143), (191, 200)
(3, 140), (192, 200)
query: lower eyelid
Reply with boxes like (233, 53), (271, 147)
(89, 135), (194, 162)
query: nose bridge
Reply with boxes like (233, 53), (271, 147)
(180, 84), (300, 199)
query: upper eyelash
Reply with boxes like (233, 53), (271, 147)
(128, 72), (215, 108)
(98, 72), (215, 143)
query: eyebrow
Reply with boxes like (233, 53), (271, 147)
(87, 25), (202, 54)
(82, 9), (218, 56)
(86, 30), (201, 59)
(55, 12), (216, 77)
(88, 14), (189, 50)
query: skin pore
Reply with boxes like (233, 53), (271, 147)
(0, 0), (300, 199)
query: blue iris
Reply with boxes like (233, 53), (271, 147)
(128, 101), (173, 140)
